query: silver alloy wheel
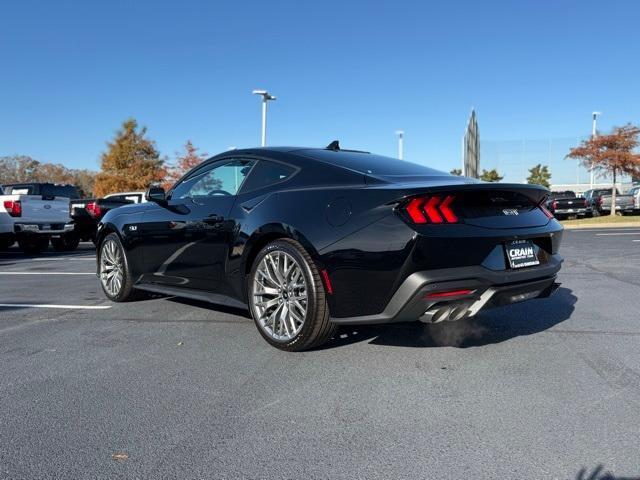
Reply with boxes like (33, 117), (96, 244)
(100, 239), (124, 297)
(252, 250), (308, 342)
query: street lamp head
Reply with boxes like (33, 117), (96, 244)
(593, 111), (602, 117)
(253, 89), (276, 101)
(395, 130), (404, 137)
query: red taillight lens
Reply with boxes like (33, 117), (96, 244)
(551, 201), (558, 210)
(402, 195), (459, 224)
(3, 200), (22, 217)
(86, 201), (102, 218)
(584, 199), (589, 208)
(540, 204), (554, 219)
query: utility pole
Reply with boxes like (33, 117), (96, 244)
(395, 130), (404, 160)
(590, 112), (601, 189)
(252, 90), (276, 146)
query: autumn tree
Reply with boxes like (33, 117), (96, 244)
(567, 124), (640, 216)
(163, 140), (208, 190)
(526, 164), (552, 188)
(450, 168), (462, 176)
(0, 155), (97, 196)
(93, 119), (166, 197)
(479, 168), (503, 182)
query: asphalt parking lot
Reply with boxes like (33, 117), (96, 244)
(1, 229), (639, 480)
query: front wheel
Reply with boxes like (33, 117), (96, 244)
(248, 239), (337, 351)
(98, 233), (141, 302)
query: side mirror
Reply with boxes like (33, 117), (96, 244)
(145, 186), (166, 204)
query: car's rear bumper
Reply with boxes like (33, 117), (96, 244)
(14, 223), (74, 235)
(554, 208), (588, 216)
(330, 254), (563, 325)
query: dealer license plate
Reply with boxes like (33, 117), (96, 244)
(505, 239), (540, 269)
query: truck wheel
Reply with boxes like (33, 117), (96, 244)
(248, 238), (337, 351)
(0, 238), (14, 250)
(51, 233), (80, 252)
(98, 233), (142, 302)
(18, 236), (49, 253)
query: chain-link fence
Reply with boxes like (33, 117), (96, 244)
(480, 137), (635, 192)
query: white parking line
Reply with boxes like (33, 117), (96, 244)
(595, 233), (640, 236)
(0, 304), (111, 310)
(13, 257), (95, 261)
(572, 229), (640, 233)
(0, 272), (94, 275)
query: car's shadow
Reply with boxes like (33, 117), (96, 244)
(320, 287), (577, 350)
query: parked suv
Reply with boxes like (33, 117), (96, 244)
(0, 183), (79, 252)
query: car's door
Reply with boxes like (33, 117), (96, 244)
(139, 158), (256, 292)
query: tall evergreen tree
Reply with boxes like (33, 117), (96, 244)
(93, 119), (166, 197)
(526, 164), (552, 188)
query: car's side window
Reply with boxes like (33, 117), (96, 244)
(172, 159), (256, 200)
(239, 160), (296, 194)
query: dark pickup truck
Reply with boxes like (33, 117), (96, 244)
(70, 191), (146, 242)
(546, 191), (590, 219)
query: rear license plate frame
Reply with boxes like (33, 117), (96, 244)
(505, 239), (540, 269)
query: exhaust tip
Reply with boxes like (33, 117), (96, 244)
(448, 306), (469, 322)
(420, 306), (451, 324)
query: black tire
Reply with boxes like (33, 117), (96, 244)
(98, 233), (143, 302)
(248, 238), (337, 351)
(18, 236), (49, 253)
(0, 238), (14, 250)
(51, 233), (80, 252)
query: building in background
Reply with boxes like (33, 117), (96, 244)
(462, 109), (480, 178)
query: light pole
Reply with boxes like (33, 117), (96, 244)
(395, 130), (404, 160)
(590, 111), (601, 190)
(252, 90), (276, 147)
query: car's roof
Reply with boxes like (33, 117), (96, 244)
(217, 146), (448, 178)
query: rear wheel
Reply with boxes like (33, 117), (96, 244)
(0, 238), (14, 250)
(51, 233), (80, 252)
(99, 233), (141, 302)
(18, 236), (49, 253)
(248, 239), (337, 351)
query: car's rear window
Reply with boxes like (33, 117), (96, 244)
(298, 149), (445, 176)
(41, 185), (79, 198)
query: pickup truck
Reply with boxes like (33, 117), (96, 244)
(599, 193), (636, 215)
(0, 183), (80, 252)
(70, 191), (147, 243)
(627, 185), (640, 211)
(0, 185), (15, 249)
(546, 191), (590, 219)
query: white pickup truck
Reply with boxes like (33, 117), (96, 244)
(0, 183), (80, 253)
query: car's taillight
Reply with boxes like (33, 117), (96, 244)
(86, 201), (102, 218)
(540, 203), (554, 219)
(403, 195), (458, 224)
(584, 199), (589, 208)
(551, 200), (558, 210)
(3, 200), (21, 217)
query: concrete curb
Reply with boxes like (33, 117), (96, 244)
(562, 222), (640, 229)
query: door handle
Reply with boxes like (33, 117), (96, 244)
(203, 214), (223, 225)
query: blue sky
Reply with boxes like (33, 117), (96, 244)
(1, 0), (639, 177)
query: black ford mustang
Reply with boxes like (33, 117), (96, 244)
(96, 143), (563, 351)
